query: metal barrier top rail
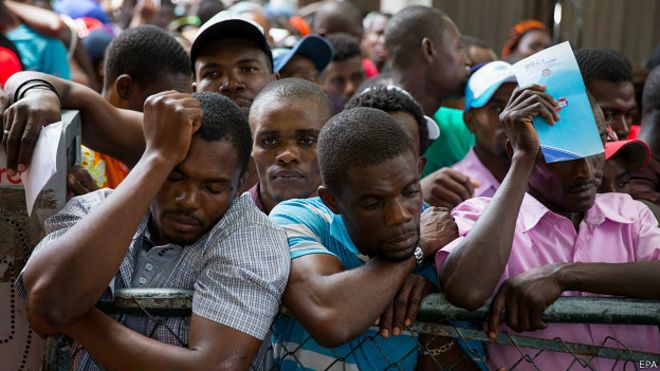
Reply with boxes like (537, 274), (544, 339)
(35, 288), (650, 370)
(99, 289), (660, 326)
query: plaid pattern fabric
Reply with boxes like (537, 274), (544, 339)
(16, 189), (291, 370)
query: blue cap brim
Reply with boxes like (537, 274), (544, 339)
(274, 35), (333, 73)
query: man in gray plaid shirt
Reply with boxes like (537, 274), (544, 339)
(16, 91), (290, 370)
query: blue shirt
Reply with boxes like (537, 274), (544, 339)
(269, 197), (437, 370)
(7, 24), (71, 79)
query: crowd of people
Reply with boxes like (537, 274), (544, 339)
(1, 0), (659, 370)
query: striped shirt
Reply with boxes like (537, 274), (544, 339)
(16, 189), (290, 370)
(269, 197), (436, 370)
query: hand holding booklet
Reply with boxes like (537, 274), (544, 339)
(511, 41), (604, 163)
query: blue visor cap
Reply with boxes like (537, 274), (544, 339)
(273, 35), (333, 73)
(464, 61), (517, 111)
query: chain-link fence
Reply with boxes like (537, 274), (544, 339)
(43, 289), (660, 370)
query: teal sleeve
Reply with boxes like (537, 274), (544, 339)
(422, 107), (475, 177)
(42, 38), (71, 80)
(269, 199), (339, 260)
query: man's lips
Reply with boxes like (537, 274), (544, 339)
(383, 230), (418, 248)
(566, 181), (596, 194)
(271, 169), (305, 181)
(164, 213), (202, 231)
(374, 48), (387, 59)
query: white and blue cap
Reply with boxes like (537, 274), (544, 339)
(273, 35), (333, 73)
(464, 61), (517, 111)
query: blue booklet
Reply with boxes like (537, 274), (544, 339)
(511, 41), (604, 163)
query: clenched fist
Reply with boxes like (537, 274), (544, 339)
(142, 91), (202, 166)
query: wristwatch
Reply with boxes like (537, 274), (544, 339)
(413, 246), (425, 265)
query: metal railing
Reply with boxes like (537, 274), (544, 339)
(43, 289), (660, 370)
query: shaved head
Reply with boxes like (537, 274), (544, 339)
(313, 0), (363, 39)
(384, 5), (450, 70)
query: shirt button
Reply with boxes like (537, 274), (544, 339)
(138, 277), (147, 285)
(145, 263), (153, 271)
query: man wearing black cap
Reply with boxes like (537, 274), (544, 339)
(190, 11), (276, 117)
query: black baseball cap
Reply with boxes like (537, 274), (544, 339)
(190, 11), (273, 72)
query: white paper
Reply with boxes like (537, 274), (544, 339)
(20, 121), (63, 215)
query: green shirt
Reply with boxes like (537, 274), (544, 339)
(422, 106), (475, 177)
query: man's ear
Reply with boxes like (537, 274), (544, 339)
(237, 172), (247, 194)
(97, 60), (105, 82)
(463, 110), (476, 133)
(420, 37), (436, 64)
(418, 156), (427, 177)
(318, 186), (340, 214)
(113, 74), (135, 101)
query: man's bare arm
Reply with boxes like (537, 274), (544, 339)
(559, 261), (660, 299)
(439, 85), (560, 310)
(60, 310), (260, 371)
(283, 253), (417, 347)
(2, 71), (145, 169)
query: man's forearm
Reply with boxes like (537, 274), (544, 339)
(61, 309), (261, 371)
(5, 71), (79, 107)
(61, 309), (248, 371)
(24, 153), (173, 325)
(5, 1), (67, 39)
(287, 255), (416, 346)
(62, 308), (193, 371)
(560, 261), (660, 299)
(440, 153), (536, 309)
(4, 71), (145, 166)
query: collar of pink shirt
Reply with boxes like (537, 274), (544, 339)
(246, 183), (266, 213)
(519, 191), (640, 232)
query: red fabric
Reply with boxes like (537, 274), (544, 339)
(362, 58), (378, 78)
(501, 19), (548, 58)
(289, 16), (310, 37)
(604, 139), (650, 170)
(627, 124), (641, 139)
(0, 46), (22, 88)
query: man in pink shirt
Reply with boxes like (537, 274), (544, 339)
(452, 61), (517, 198)
(437, 85), (660, 369)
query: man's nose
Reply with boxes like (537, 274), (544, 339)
(219, 72), (245, 92)
(276, 144), (301, 165)
(384, 197), (414, 226)
(176, 184), (200, 209)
